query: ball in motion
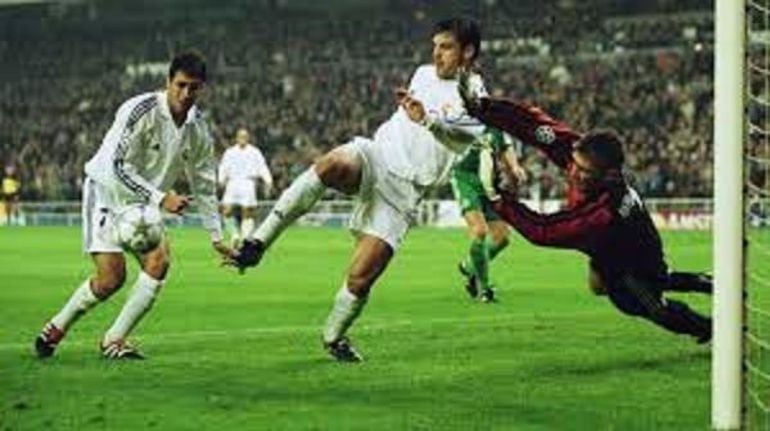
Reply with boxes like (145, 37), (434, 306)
(114, 203), (164, 253)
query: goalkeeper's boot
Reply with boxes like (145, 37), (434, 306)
(695, 326), (713, 345)
(479, 285), (497, 303)
(101, 339), (145, 360)
(34, 322), (65, 358)
(668, 271), (712, 295)
(323, 336), (363, 363)
(458, 262), (479, 299)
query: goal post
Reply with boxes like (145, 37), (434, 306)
(712, 0), (746, 430)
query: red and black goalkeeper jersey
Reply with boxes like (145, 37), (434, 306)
(469, 97), (589, 207)
(472, 97), (668, 280)
(493, 185), (668, 281)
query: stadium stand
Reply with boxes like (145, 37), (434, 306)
(0, 0), (712, 200)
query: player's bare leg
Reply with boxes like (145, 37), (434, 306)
(322, 234), (393, 362)
(35, 253), (126, 358)
(246, 148), (362, 266)
(101, 241), (169, 360)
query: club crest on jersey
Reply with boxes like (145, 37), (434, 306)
(535, 125), (556, 145)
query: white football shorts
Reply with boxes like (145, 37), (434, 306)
(222, 179), (257, 207)
(340, 137), (423, 251)
(81, 177), (124, 254)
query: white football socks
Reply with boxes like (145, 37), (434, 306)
(103, 271), (162, 344)
(252, 167), (325, 247)
(240, 217), (255, 241)
(50, 279), (100, 331)
(322, 284), (368, 344)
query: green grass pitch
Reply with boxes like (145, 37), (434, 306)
(0, 226), (712, 430)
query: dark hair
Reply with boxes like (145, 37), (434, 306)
(575, 130), (625, 170)
(433, 17), (481, 61)
(169, 51), (207, 82)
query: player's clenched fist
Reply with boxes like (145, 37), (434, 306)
(395, 88), (427, 124)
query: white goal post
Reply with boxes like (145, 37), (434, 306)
(712, 0), (746, 429)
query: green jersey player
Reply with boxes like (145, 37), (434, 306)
(450, 126), (526, 302)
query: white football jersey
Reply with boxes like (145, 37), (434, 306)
(373, 64), (487, 187)
(218, 144), (272, 187)
(84, 91), (222, 241)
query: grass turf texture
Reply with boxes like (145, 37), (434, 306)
(0, 226), (712, 430)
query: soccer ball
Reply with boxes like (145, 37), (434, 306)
(114, 203), (164, 253)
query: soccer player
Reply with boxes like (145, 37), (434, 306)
(34, 52), (234, 360)
(218, 127), (273, 245)
(1, 164), (21, 226)
(451, 127), (526, 302)
(234, 18), (488, 361)
(459, 80), (713, 343)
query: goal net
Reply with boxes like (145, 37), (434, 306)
(745, 0), (770, 429)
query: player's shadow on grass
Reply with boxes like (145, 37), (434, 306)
(536, 348), (709, 377)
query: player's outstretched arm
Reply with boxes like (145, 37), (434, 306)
(396, 88), (477, 153)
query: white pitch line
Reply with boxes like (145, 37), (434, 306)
(0, 310), (612, 352)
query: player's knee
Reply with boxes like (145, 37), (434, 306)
(314, 150), (360, 193)
(221, 206), (233, 217)
(468, 223), (488, 241)
(143, 258), (169, 281)
(92, 266), (126, 298)
(493, 236), (509, 250)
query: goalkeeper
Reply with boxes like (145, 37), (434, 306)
(460, 74), (713, 343)
(451, 126), (526, 302)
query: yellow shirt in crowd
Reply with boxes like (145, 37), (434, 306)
(2, 178), (20, 195)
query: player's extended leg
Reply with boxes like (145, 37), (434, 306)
(322, 234), (393, 362)
(607, 275), (711, 343)
(35, 253), (126, 358)
(665, 271), (712, 295)
(247, 148), (362, 264)
(101, 241), (170, 359)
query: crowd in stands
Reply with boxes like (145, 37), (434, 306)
(0, 1), (715, 201)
